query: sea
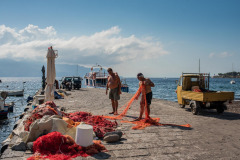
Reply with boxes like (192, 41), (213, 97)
(0, 77), (240, 148)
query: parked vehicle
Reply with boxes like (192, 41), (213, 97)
(71, 77), (82, 90)
(60, 77), (72, 91)
(176, 73), (234, 114)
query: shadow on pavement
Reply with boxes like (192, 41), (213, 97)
(185, 108), (240, 120)
(161, 125), (193, 130)
(91, 152), (111, 159)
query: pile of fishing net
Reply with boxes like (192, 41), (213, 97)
(24, 101), (63, 131)
(32, 101), (62, 116)
(67, 111), (117, 138)
(24, 113), (43, 131)
(27, 131), (107, 160)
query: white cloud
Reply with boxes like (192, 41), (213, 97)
(0, 24), (168, 67)
(219, 52), (230, 58)
(209, 52), (215, 58)
(208, 52), (231, 58)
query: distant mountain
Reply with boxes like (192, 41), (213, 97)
(0, 59), (91, 77)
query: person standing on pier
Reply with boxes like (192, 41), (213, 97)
(106, 68), (121, 115)
(134, 73), (155, 121)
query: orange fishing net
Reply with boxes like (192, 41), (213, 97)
(104, 84), (191, 130)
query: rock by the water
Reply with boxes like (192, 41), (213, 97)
(1, 145), (8, 154)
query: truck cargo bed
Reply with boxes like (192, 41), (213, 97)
(181, 91), (234, 102)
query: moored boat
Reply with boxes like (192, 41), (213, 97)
(84, 64), (129, 92)
(0, 109), (8, 119)
(0, 90), (24, 97)
(0, 100), (9, 119)
(84, 64), (108, 88)
(0, 104), (14, 119)
(230, 80), (236, 84)
(121, 79), (129, 93)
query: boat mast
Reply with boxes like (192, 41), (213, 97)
(76, 64), (78, 76)
(199, 58), (200, 73)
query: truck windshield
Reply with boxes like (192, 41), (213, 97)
(191, 78), (198, 82)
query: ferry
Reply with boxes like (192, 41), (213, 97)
(84, 64), (108, 87)
(84, 64), (129, 92)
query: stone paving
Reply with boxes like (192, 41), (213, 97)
(1, 88), (240, 159)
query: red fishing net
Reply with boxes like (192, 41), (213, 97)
(67, 112), (118, 138)
(24, 101), (117, 137)
(104, 84), (191, 130)
(23, 113), (43, 131)
(27, 131), (107, 160)
(23, 101), (60, 131)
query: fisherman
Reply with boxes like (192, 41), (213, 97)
(106, 68), (121, 115)
(134, 73), (155, 121)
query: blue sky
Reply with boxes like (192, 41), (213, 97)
(0, 0), (239, 77)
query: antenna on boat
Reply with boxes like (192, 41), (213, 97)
(76, 64), (78, 76)
(199, 58), (200, 73)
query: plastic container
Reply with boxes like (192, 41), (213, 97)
(75, 124), (93, 147)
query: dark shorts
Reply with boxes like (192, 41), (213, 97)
(141, 92), (152, 105)
(109, 87), (120, 101)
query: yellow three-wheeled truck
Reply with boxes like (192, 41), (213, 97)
(176, 73), (234, 115)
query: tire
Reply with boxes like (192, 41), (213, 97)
(190, 101), (200, 115)
(179, 104), (185, 108)
(216, 104), (226, 113)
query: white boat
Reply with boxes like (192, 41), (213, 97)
(120, 79), (129, 93)
(230, 80), (236, 84)
(84, 64), (129, 92)
(230, 64), (236, 84)
(84, 64), (108, 87)
(0, 90), (24, 96)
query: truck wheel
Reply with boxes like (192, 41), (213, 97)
(216, 104), (226, 113)
(179, 104), (185, 108)
(190, 101), (200, 115)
